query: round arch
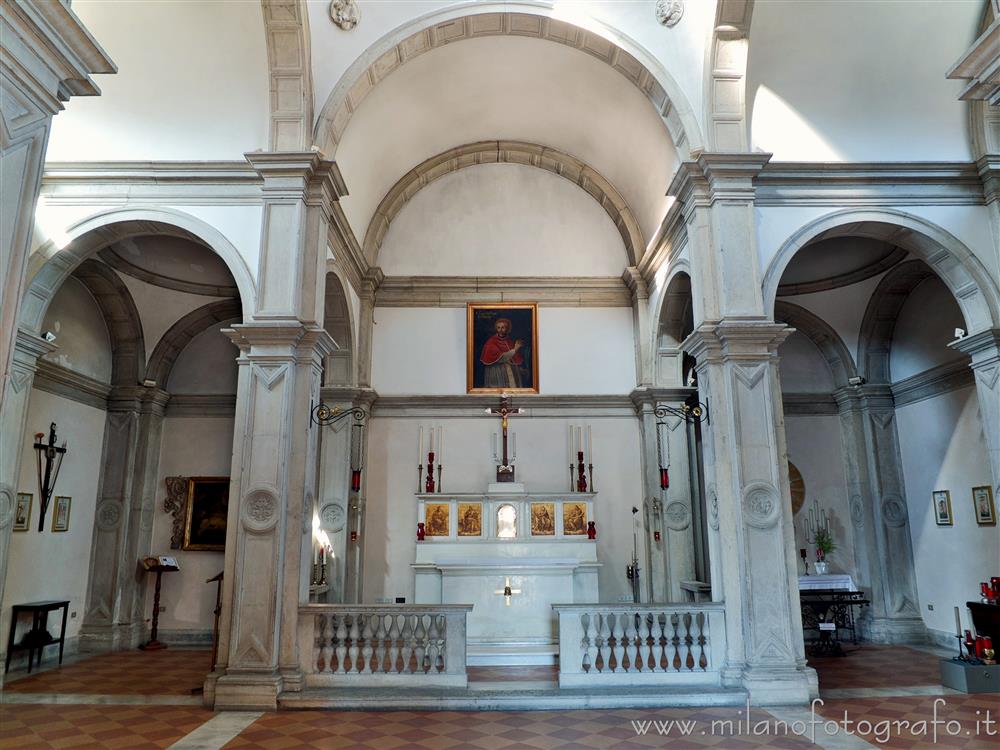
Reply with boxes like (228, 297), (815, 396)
(774, 300), (858, 389)
(323, 269), (356, 386)
(22, 207), (256, 334)
(145, 299), (243, 388)
(650, 265), (694, 387)
(762, 209), (1000, 336)
(365, 140), (643, 266)
(313, 3), (703, 159)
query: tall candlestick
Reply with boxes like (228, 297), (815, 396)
(955, 606), (962, 638)
(492, 432), (497, 459)
(418, 426), (423, 463)
(512, 431), (517, 460)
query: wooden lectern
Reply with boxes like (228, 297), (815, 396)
(139, 556), (179, 650)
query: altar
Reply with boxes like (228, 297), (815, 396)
(412, 491), (600, 665)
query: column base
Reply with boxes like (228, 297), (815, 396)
(78, 622), (143, 653)
(863, 616), (928, 645)
(213, 672), (283, 711)
(742, 664), (815, 706)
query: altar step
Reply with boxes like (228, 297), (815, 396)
(467, 643), (558, 666)
(280, 684), (748, 711)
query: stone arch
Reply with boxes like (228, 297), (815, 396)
(22, 207), (256, 334)
(653, 268), (694, 386)
(856, 260), (952, 384)
(704, 0), (754, 151)
(364, 141), (644, 266)
(145, 299), (244, 388)
(763, 209), (1000, 338)
(323, 270), (355, 386)
(261, 0), (313, 151)
(313, 4), (703, 159)
(774, 300), (858, 389)
(70, 259), (145, 387)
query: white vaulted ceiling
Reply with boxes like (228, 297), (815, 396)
(332, 34), (679, 254)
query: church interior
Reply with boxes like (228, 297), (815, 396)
(1, 0), (999, 748)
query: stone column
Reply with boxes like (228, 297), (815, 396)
(834, 386), (925, 643)
(623, 267), (653, 388)
(0, 1), (114, 415)
(675, 154), (814, 704)
(80, 386), (170, 651)
(210, 153), (342, 711)
(0, 331), (56, 667)
(952, 330), (1000, 495)
(355, 268), (383, 389)
(632, 388), (697, 602)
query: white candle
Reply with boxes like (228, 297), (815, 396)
(429, 425), (435, 453)
(492, 432), (497, 458)
(568, 424), (573, 462)
(513, 432), (517, 460)
(576, 426), (582, 456)
(438, 427), (443, 462)
(586, 425), (592, 460)
(418, 426), (424, 463)
(954, 606), (962, 637)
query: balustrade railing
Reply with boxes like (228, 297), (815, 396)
(552, 603), (726, 687)
(299, 604), (473, 688)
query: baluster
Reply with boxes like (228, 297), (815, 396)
(387, 614), (401, 674)
(623, 612), (636, 672)
(400, 615), (414, 674)
(371, 614), (386, 673)
(597, 612), (611, 672)
(670, 612), (682, 671)
(611, 613), (625, 672)
(583, 613), (597, 673)
(347, 614), (361, 673)
(415, 614), (429, 673)
(697, 611), (708, 670)
(359, 615), (374, 674)
(657, 612), (668, 670)
(684, 612), (695, 670)
(425, 614), (439, 673)
(435, 614), (446, 672)
(335, 614), (348, 674)
(643, 613), (655, 671)
(320, 614), (334, 674)
(313, 613), (325, 673)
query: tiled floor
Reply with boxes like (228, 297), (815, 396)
(0, 703), (213, 749)
(2, 645), (997, 749)
(4, 650), (210, 695)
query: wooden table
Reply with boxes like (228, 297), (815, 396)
(5, 600), (69, 673)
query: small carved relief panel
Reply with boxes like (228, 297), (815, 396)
(164, 476), (188, 549)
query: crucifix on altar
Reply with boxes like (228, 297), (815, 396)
(485, 394), (523, 484)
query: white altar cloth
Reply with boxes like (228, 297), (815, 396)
(798, 574), (857, 591)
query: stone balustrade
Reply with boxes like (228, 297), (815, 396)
(298, 604), (473, 687)
(552, 603), (726, 687)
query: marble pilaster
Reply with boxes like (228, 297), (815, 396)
(952, 329), (1000, 500)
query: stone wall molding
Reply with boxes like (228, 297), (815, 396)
(376, 274), (631, 308)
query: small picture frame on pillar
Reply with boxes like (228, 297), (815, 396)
(932, 490), (953, 526)
(972, 485), (996, 526)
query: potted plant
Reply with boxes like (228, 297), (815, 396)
(814, 527), (836, 575)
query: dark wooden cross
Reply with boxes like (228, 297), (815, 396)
(33, 422), (67, 532)
(487, 394), (523, 482)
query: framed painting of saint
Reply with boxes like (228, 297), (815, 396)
(467, 303), (539, 394)
(183, 477), (229, 551)
(457, 503), (482, 536)
(563, 502), (587, 535)
(530, 502), (555, 536)
(972, 486), (996, 526)
(932, 490), (953, 526)
(425, 503), (451, 537)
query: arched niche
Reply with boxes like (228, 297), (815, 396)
(324, 271), (355, 387)
(655, 270), (694, 387)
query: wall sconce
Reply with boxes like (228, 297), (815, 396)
(34, 423), (67, 532)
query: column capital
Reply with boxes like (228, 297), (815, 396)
(319, 386), (378, 411)
(681, 320), (792, 364)
(629, 386), (697, 411)
(833, 383), (895, 411)
(13, 329), (57, 362)
(950, 328), (1000, 366)
(244, 151), (348, 204)
(107, 385), (171, 415)
(224, 322), (336, 359)
(360, 266), (384, 297)
(668, 152), (773, 211)
(621, 267), (648, 300)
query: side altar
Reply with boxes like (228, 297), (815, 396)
(412, 490), (600, 665)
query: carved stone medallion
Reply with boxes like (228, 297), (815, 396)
(320, 502), (346, 533)
(0, 486), (13, 530)
(655, 0), (684, 27)
(850, 495), (865, 527)
(242, 488), (278, 532)
(743, 482), (780, 529)
(96, 500), (123, 530)
(664, 501), (691, 531)
(163, 476), (188, 549)
(707, 484), (719, 530)
(881, 494), (907, 528)
(329, 0), (359, 30)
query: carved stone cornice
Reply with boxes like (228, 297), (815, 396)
(244, 152), (347, 206)
(376, 275), (630, 308)
(946, 13), (1000, 103)
(320, 386), (377, 411)
(14, 329), (57, 363)
(32, 359), (110, 410)
(621, 268), (648, 302)
(681, 320), (792, 364)
(106, 385), (171, 416)
(371, 393), (636, 418)
(950, 328), (1000, 368)
(667, 153), (772, 222)
(224, 322), (336, 359)
(978, 155), (1000, 204)
(780, 393), (839, 416)
(629, 386), (697, 412)
(890, 360), (975, 408)
(164, 394), (236, 418)
(834, 383), (895, 412)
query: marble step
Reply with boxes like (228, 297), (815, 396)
(280, 685), (749, 711)
(467, 643), (558, 666)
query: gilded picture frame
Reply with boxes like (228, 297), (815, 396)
(973, 485), (996, 526)
(563, 502), (587, 535)
(467, 303), (539, 394)
(183, 477), (229, 551)
(530, 502), (555, 536)
(457, 503), (482, 536)
(932, 490), (953, 526)
(425, 503), (451, 537)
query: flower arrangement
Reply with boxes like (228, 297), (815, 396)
(814, 527), (836, 561)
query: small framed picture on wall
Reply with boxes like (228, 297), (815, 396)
(972, 485), (996, 526)
(932, 490), (953, 526)
(13, 493), (32, 532)
(51, 496), (71, 532)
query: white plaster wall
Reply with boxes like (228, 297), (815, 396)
(371, 307), (636, 394)
(46, 0), (269, 161)
(362, 414), (644, 604)
(896, 387), (998, 637)
(166, 325), (240, 395)
(890, 276), (967, 382)
(784, 416), (856, 581)
(747, 0), (978, 161)
(379, 164), (627, 276)
(3, 391), (107, 645)
(146, 418), (234, 635)
(39, 277), (112, 382)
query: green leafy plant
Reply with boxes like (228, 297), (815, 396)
(814, 527), (836, 559)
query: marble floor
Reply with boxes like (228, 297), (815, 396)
(0, 644), (996, 749)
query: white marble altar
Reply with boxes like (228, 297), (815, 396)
(412, 492), (600, 664)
